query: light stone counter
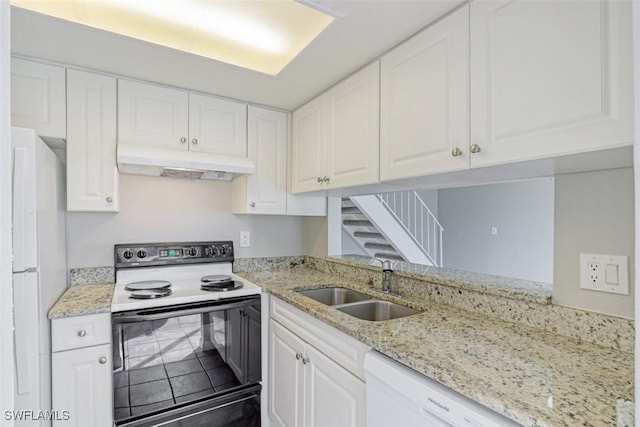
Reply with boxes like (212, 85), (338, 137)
(48, 284), (114, 319)
(236, 265), (634, 427)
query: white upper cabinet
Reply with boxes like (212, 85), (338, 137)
(232, 106), (287, 215)
(291, 61), (380, 193)
(118, 79), (248, 156)
(327, 61), (380, 188)
(189, 94), (247, 156)
(291, 95), (327, 193)
(11, 58), (66, 142)
(66, 69), (118, 212)
(118, 79), (189, 150)
(469, 0), (633, 167)
(380, 6), (469, 182)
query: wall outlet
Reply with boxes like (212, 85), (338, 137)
(579, 254), (629, 295)
(240, 231), (251, 248)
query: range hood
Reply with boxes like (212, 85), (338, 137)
(117, 143), (255, 181)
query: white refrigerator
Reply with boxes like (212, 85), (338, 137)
(11, 127), (67, 426)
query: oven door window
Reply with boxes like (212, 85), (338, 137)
(112, 297), (261, 424)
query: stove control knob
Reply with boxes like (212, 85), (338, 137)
(205, 246), (218, 257)
(122, 249), (134, 260)
(219, 246), (227, 255)
(224, 245), (233, 255)
(187, 247), (198, 257)
(137, 249), (147, 259)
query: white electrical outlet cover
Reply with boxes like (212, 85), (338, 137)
(579, 253), (629, 295)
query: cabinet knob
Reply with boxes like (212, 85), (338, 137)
(180, 137), (187, 144)
(106, 197), (113, 203)
(98, 357), (107, 364)
(451, 147), (463, 157)
(250, 202), (256, 208)
(192, 138), (198, 145)
(469, 144), (482, 154)
(317, 177), (323, 183)
(77, 330), (87, 337)
(296, 352), (303, 360)
(322, 176), (330, 183)
(302, 357), (310, 365)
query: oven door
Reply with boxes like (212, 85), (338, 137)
(111, 295), (261, 426)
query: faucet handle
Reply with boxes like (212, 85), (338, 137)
(374, 258), (393, 272)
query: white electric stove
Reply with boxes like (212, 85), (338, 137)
(111, 241), (261, 312)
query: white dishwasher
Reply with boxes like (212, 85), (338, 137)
(364, 351), (521, 427)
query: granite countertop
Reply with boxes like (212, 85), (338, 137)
(329, 255), (553, 304)
(48, 284), (114, 319)
(236, 266), (633, 427)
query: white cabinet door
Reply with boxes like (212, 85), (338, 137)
(380, 5), (469, 182)
(66, 69), (118, 212)
(326, 61), (380, 188)
(52, 344), (112, 427)
(291, 96), (327, 193)
(469, 0), (633, 167)
(303, 344), (366, 427)
(189, 94), (247, 156)
(118, 79), (189, 150)
(233, 106), (287, 214)
(11, 58), (66, 141)
(269, 320), (305, 427)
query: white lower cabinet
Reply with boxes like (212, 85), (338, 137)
(268, 298), (369, 427)
(51, 313), (112, 427)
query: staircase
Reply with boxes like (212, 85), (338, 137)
(341, 191), (443, 266)
(341, 198), (405, 261)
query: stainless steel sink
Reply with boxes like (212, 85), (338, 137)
(297, 287), (373, 306)
(334, 300), (421, 321)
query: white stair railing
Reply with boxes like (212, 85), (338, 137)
(377, 191), (443, 267)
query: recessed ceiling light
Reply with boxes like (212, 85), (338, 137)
(10, 0), (335, 76)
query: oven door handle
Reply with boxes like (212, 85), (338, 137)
(112, 298), (257, 323)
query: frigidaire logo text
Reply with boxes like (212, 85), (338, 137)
(427, 397), (450, 413)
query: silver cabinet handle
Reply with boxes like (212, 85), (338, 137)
(451, 147), (463, 157)
(317, 177), (323, 183)
(296, 352), (303, 360)
(469, 144), (482, 154)
(191, 138), (198, 145)
(106, 197), (113, 203)
(77, 330), (87, 337)
(250, 202), (256, 208)
(322, 176), (329, 183)
(180, 137), (187, 144)
(98, 357), (107, 364)
(302, 357), (310, 365)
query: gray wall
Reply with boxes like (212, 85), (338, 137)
(341, 229), (367, 256)
(66, 174), (306, 268)
(438, 178), (555, 282)
(415, 189), (438, 219)
(304, 216), (328, 258)
(553, 168), (635, 319)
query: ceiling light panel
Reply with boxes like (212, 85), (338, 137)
(10, 0), (334, 75)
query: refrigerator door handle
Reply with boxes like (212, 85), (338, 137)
(11, 134), (37, 272)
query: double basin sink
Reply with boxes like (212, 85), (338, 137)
(297, 287), (421, 322)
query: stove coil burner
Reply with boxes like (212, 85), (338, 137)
(201, 275), (243, 292)
(128, 288), (173, 299)
(126, 280), (172, 299)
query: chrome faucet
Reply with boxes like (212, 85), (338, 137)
(376, 259), (394, 293)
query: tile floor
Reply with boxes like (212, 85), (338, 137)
(114, 315), (241, 421)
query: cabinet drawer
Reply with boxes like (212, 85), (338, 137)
(52, 313), (111, 352)
(270, 298), (370, 379)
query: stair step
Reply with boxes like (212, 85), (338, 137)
(342, 200), (356, 208)
(374, 252), (405, 261)
(341, 207), (361, 214)
(364, 242), (395, 251)
(343, 219), (372, 227)
(353, 231), (384, 239)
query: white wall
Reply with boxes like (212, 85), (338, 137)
(553, 168), (635, 319)
(633, 0), (640, 416)
(341, 229), (367, 256)
(438, 179), (555, 282)
(0, 1), (14, 423)
(66, 174), (306, 268)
